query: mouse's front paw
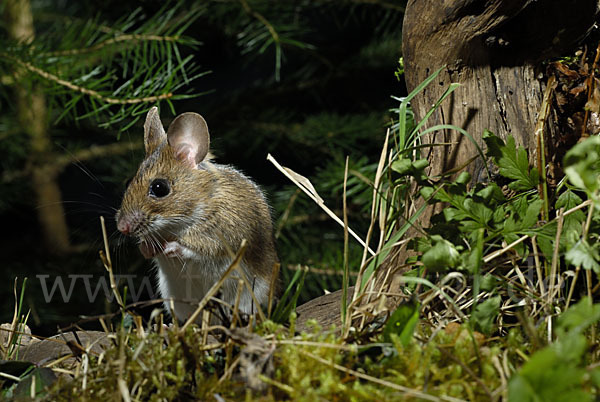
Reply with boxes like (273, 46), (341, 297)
(163, 241), (184, 258)
(163, 241), (195, 259)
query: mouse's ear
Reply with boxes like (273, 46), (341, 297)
(167, 112), (210, 168)
(143, 107), (167, 155)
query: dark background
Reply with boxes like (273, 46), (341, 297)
(0, 0), (406, 334)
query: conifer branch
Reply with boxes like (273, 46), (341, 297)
(238, 0), (279, 44)
(43, 34), (180, 57)
(3, 53), (173, 104)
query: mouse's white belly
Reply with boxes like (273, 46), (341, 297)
(153, 255), (268, 322)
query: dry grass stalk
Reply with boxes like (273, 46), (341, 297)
(2, 279), (21, 360)
(201, 310), (211, 346)
(267, 263), (280, 317)
(232, 266), (267, 323)
(352, 129), (390, 332)
(257, 374), (295, 394)
(286, 264), (358, 276)
(531, 237), (545, 294)
(267, 153), (375, 255)
(547, 207), (565, 305)
(180, 239), (248, 333)
(342, 156), (351, 335)
(99, 216), (125, 310)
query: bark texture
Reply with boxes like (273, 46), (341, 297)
(402, 0), (599, 180)
(372, 0), (600, 310)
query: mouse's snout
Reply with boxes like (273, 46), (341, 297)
(116, 210), (144, 236)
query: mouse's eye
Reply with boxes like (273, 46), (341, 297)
(149, 179), (170, 198)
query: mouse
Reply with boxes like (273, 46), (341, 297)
(116, 107), (279, 322)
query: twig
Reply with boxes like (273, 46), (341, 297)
(258, 374), (295, 394)
(0, 372), (21, 382)
(565, 265), (581, 309)
(43, 34), (180, 57)
(3, 53), (172, 105)
(239, 0), (279, 44)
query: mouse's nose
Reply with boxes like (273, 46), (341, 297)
(116, 210), (143, 236)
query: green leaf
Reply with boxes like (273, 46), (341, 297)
(476, 182), (506, 204)
(412, 158), (429, 171)
(508, 348), (590, 402)
(422, 235), (460, 272)
(13, 368), (57, 398)
(557, 297), (600, 336)
(471, 296), (500, 335)
(463, 198), (493, 226)
(503, 232), (527, 257)
(557, 190), (585, 248)
(383, 301), (420, 346)
(391, 158), (412, 175)
(590, 367), (600, 388)
(420, 186), (435, 201)
(483, 131), (538, 191)
(455, 171), (471, 185)
(565, 239), (600, 273)
(509, 299), (600, 402)
(564, 136), (600, 196)
(276, 267), (308, 323)
(480, 274), (499, 292)
(521, 199), (543, 229)
(391, 158), (429, 180)
(556, 190), (585, 219)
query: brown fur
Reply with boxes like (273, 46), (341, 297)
(116, 108), (279, 319)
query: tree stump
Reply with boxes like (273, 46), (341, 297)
(375, 0), (600, 311)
